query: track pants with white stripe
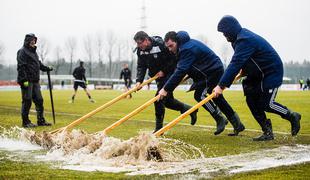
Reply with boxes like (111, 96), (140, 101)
(193, 69), (236, 119)
(245, 87), (290, 129)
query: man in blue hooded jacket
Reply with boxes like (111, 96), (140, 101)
(159, 31), (245, 136)
(213, 15), (301, 141)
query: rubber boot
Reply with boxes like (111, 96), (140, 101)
(182, 104), (198, 125)
(283, 110), (301, 136)
(37, 113), (52, 126)
(253, 119), (274, 141)
(22, 114), (37, 128)
(153, 116), (164, 133)
(212, 108), (228, 135)
(227, 112), (245, 136)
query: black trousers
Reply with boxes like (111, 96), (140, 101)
(245, 87), (289, 128)
(124, 78), (132, 88)
(154, 78), (186, 122)
(193, 69), (235, 118)
(20, 82), (44, 124)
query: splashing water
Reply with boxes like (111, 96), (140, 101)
(1, 126), (310, 178)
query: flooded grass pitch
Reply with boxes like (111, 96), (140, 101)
(1, 126), (310, 178)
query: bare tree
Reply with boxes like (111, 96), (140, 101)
(220, 43), (232, 68)
(65, 37), (77, 75)
(0, 41), (5, 57)
(95, 33), (104, 77)
(0, 41), (5, 67)
(37, 37), (50, 63)
(84, 35), (94, 77)
(52, 46), (65, 75)
(195, 34), (209, 45)
(105, 30), (117, 78)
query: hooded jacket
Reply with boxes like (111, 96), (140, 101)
(136, 36), (176, 83)
(217, 15), (283, 91)
(17, 33), (50, 84)
(163, 31), (224, 92)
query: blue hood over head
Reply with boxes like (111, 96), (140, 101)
(217, 15), (242, 41)
(176, 31), (190, 45)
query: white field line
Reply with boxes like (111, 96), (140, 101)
(1, 105), (309, 136)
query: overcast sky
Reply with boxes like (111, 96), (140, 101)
(0, 0), (309, 65)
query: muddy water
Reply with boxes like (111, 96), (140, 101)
(1, 126), (310, 177)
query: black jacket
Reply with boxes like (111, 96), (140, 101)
(120, 67), (132, 80)
(136, 36), (176, 83)
(17, 34), (50, 84)
(73, 66), (86, 81)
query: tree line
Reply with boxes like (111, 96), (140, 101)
(0, 35), (309, 83)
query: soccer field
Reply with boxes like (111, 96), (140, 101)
(0, 89), (309, 179)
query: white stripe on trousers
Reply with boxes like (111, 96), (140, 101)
(201, 85), (215, 113)
(269, 88), (288, 114)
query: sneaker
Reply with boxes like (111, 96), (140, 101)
(89, 99), (96, 103)
(22, 122), (37, 128)
(68, 100), (74, 103)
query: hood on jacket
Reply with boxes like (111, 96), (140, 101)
(176, 31), (190, 46)
(23, 33), (37, 48)
(217, 15), (242, 42)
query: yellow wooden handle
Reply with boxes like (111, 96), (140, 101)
(103, 95), (160, 135)
(154, 93), (215, 137)
(57, 75), (159, 132)
(153, 73), (242, 137)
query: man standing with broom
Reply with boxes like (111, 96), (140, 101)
(17, 33), (53, 128)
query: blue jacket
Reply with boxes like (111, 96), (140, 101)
(217, 15), (283, 91)
(164, 31), (224, 92)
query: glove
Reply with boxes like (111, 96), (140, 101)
(86, 80), (89, 85)
(48, 66), (53, 71)
(23, 81), (29, 87)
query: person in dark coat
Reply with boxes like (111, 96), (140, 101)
(17, 33), (53, 128)
(69, 61), (95, 103)
(134, 31), (197, 132)
(213, 15), (301, 141)
(120, 63), (132, 98)
(159, 31), (244, 136)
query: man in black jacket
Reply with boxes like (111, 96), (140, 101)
(134, 31), (197, 132)
(120, 63), (132, 98)
(69, 61), (95, 103)
(17, 33), (53, 128)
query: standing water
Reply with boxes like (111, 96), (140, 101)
(0, 126), (310, 177)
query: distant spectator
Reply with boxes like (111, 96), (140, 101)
(299, 79), (304, 89)
(61, 80), (65, 89)
(305, 78), (310, 90)
(119, 63), (132, 98)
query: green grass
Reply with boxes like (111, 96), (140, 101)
(0, 89), (309, 179)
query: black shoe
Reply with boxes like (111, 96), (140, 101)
(289, 112), (301, 136)
(22, 122), (37, 128)
(253, 133), (274, 141)
(190, 109), (198, 125)
(37, 121), (52, 126)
